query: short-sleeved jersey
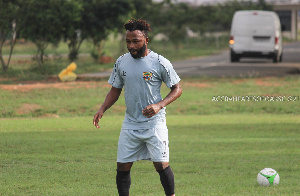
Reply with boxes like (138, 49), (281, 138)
(108, 50), (180, 129)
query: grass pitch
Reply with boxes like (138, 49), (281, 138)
(0, 115), (299, 195)
(1, 76), (299, 118)
(0, 76), (299, 195)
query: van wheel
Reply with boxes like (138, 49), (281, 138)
(279, 52), (283, 62)
(230, 51), (239, 62)
(272, 52), (279, 63)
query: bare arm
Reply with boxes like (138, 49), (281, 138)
(93, 86), (122, 128)
(142, 82), (182, 118)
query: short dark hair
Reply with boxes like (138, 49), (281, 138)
(124, 18), (151, 37)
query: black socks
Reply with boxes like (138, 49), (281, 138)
(116, 170), (131, 196)
(156, 166), (175, 196)
(116, 166), (175, 196)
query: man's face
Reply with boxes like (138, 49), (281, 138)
(126, 30), (148, 59)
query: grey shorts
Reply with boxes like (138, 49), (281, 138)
(117, 126), (169, 163)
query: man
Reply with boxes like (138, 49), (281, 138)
(93, 18), (182, 196)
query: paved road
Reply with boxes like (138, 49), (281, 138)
(173, 41), (300, 77)
(79, 41), (300, 78)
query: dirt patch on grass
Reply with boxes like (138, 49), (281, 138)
(183, 82), (212, 88)
(232, 79), (248, 84)
(0, 77), (18, 82)
(1, 81), (211, 91)
(231, 77), (284, 86)
(16, 103), (41, 115)
(255, 78), (283, 87)
(0, 81), (110, 92)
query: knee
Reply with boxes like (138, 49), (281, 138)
(153, 162), (169, 171)
(117, 162), (133, 171)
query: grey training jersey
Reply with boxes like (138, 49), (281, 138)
(108, 50), (181, 129)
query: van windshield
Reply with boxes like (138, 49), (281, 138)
(234, 14), (274, 35)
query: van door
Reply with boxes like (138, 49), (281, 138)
(233, 13), (276, 52)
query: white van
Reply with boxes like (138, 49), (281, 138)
(229, 10), (283, 63)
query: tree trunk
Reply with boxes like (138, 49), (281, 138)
(0, 35), (16, 72)
(68, 36), (84, 62)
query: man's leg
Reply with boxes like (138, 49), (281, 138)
(116, 162), (133, 196)
(154, 162), (175, 196)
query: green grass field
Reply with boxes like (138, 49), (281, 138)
(0, 76), (299, 195)
(1, 76), (299, 118)
(0, 115), (299, 195)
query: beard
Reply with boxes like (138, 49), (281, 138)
(128, 43), (147, 59)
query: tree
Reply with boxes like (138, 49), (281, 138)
(18, 0), (67, 68)
(80, 0), (132, 61)
(149, 1), (191, 48)
(60, 0), (83, 62)
(0, 0), (19, 72)
(61, 0), (132, 62)
(257, 0), (273, 10)
(188, 0), (274, 35)
(213, 0), (273, 32)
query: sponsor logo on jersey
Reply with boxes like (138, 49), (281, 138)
(143, 72), (153, 81)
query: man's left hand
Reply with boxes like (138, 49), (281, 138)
(142, 104), (162, 118)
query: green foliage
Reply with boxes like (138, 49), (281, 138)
(151, 34), (230, 61)
(0, 0), (275, 72)
(18, 0), (68, 67)
(187, 0), (274, 33)
(149, 2), (191, 48)
(0, 0), (19, 72)
(139, 0), (274, 46)
(0, 33), (229, 77)
(1, 0), (132, 69)
(59, 0), (84, 62)
(62, 0), (133, 62)
(0, 55), (113, 82)
(79, 0), (133, 61)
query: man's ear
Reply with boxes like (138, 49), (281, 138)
(146, 37), (149, 44)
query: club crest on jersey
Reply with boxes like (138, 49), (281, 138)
(143, 72), (153, 81)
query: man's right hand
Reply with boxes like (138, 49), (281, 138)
(92, 86), (122, 129)
(93, 111), (103, 129)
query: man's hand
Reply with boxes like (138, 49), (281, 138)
(142, 104), (163, 118)
(93, 110), (104, 128)
(92, 87), (122, 129)
(142, 83), (182, 119)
